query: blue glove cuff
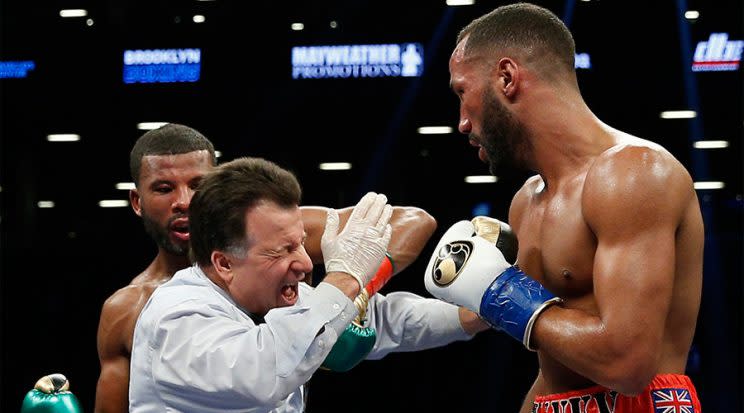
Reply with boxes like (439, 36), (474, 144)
(479, 266), (561, 350)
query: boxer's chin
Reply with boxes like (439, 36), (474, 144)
(163, 238), (190, 256)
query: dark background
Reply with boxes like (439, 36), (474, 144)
(1, 0), (741, 411)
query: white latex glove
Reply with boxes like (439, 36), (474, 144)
(321, 192), (393, 291)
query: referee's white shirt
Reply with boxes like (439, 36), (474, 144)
(129, 265), (471, 412)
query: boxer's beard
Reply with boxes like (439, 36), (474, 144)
(141, 209), (189, 256)
(476, 88), (532, 174)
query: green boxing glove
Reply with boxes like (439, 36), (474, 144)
(21, 374), (83, 413)
(321, 288), (376, 372)
(321, 254), (395, 372)
(321, 321), (376, 372)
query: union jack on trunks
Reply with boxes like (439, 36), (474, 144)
(651, 388), (695, 413)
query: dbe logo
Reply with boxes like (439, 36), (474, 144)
(123, 48), (201, 83)
(692, 33), (743, 72)
(291, 43), (424, 79)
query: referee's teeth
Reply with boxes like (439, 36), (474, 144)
(282, 284), (296, 299)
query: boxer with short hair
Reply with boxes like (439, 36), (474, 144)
(95, 123), (216, 413)
(428, 3), (704, 411)
(95, 124), (482, 412)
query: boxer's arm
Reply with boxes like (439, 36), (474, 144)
(530, 147), (696, 394)
(302, 205), (437, 273)
(95, 288), (140, 413)
(95, 356), (129, 413)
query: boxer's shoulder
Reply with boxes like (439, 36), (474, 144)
(591, 137), (684, 178)
(515, 174), (544, 201)
(103, 282), (159, 314)
(99, 282), (162, 351)
(585, 142), (690, 199)
(509, 174), (542, 227)
(582, 142), (693, 231)
(129, 265), (174, 286)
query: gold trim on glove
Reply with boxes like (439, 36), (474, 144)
(353, 288), (370, 324)
(34, 374), (70, 394)
(471, 216), (503, 244)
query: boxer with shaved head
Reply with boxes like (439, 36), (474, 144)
(425, 3), (704, 412)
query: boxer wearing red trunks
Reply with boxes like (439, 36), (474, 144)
(533, 375), (701, 413)
(434, 3), (706, 412)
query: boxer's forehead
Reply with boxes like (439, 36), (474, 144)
(139, 150), (212, 184)
(449, 35), (486, 78)
(451, 34), (470, 62)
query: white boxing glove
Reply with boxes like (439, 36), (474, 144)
(428, 220), (476, 259)
(424, 231), (511, 313)
(424, 221), (562, 351)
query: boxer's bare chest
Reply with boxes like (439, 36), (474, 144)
(514, 177), (596, 304)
